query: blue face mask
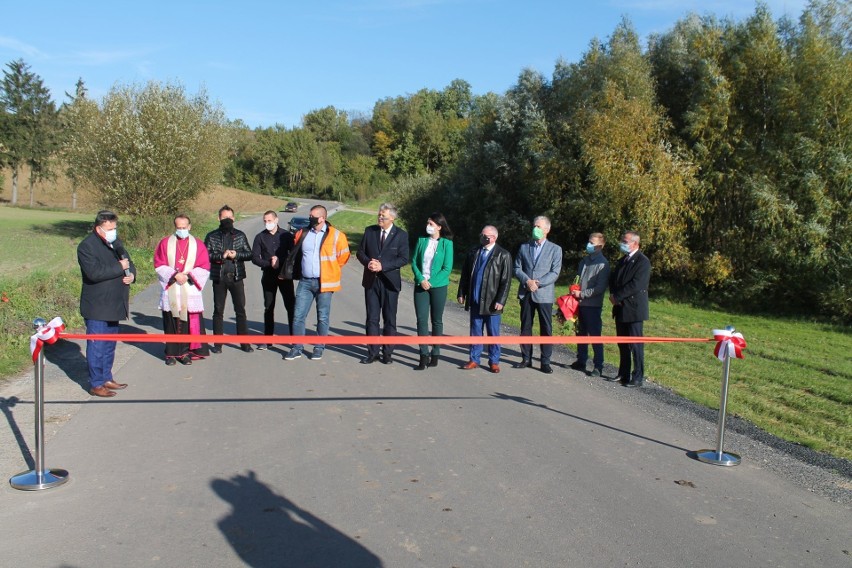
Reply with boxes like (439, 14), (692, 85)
(103, 228), (117, 243)
(586, 243), (596, 254)
(619, 242), (631, 254)
(175, 229), (190, 239)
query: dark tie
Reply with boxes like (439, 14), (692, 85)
(380, 230), (386, 251)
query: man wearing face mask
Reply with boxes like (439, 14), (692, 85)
(570, 232), (610, 377)
(608, 231), (651, 388)
(281, 205), (350, 361)
(251, 210), (295, 350)
(77, 210), (136, 398)
(154, 214), (211, 365)
(356, 203), (409, 365)
(204, 205), (254, 353)
(512, 216), (563, 374)
(457, 225), (513, 373)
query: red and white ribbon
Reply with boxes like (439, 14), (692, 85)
(712, 328), (746, 361)
(29, 317), (66, 363)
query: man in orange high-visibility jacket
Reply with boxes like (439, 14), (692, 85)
(281, 204), (350, 361)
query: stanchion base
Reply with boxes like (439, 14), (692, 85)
(9, 468), (69, 491)
(694, 449), (741, 467)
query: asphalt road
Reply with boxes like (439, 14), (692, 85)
(1, 206), (849, 567)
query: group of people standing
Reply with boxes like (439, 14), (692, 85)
(76, 204), (650, 398)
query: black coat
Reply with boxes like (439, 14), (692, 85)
(204, 227), (252, 283)
(356, 224), (409, 292)
(77, 231), (136, 321)
(251, 227), (294, 274)
(609, 250), (651, 322)
(457, 244), (513, 315)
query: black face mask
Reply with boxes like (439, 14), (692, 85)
(219, 218), (234, 231)
(480, 235), (490, 246)
(308, 216), (320, 229)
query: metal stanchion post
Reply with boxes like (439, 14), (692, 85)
(695, 326), (742, 467)
(9, 318), (69, 490)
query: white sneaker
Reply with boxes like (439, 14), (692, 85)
(256, 344), (268, 350)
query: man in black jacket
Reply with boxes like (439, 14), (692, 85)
(77, 210), (136, 398)
(457, 225), (513, 373)
(608, 230), (651, 387)
(204, 205), (254, 353)
(356, 203), (409, 364)
(251, 210), (295, 350)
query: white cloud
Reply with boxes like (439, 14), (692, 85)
(0, 36), (45, 59)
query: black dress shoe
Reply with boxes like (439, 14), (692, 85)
(512, 359), (532, 369)
(623, 378), (644, 388)
(210, 345), (222, 354)
(382, 354), (393, 364)
(165, 358), (176, 366)
(569, 360), (586, 371)
(241, 345), (254, 353)
(361, 354), (379, 364)
(178, 354), (192, 365)
(541, 363), (553, 374)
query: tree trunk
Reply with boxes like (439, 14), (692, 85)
(11, 168), (18, 205)
(29, 175), (34, 207)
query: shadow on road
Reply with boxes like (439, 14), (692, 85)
(0, 396), (34, 470)
(211, 470), (383, 568)
(492, 392), (690, 453)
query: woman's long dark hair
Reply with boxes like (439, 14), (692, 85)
(428, 211), (453, 240)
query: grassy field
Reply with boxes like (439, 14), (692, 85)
(330, 210), (852, 462)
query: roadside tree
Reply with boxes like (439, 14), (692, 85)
(64, 81), (230, 216)
(0, 59), (60, 206)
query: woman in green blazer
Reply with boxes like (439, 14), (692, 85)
(411, 212), (454, 370)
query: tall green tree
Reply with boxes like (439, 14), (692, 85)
(64, 81), (231, 216)
(60, 78), (92, 209)
(0, 59), (59, 206)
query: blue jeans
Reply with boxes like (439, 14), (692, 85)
(85, 318), (119, 388)
(292, 278), (332, 352)
(469, 302), (502, 365)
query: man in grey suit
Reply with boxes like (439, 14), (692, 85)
(513, 216), (563, 373)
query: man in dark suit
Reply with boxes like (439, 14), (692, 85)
(77, 210), (136, 397)
(356, 203), (410, 364)
(608, 231), (651, 387)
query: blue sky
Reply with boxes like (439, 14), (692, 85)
(1, 1), (808, 129)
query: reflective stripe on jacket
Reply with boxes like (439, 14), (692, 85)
(294, 224), (350, 292)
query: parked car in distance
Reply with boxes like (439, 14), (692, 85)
(288, 216), (310, 234)
(282, 201), (299, 213)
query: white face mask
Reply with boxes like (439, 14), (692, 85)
(103, 228), (117, 243)
(265, 222), (277, 232)
(426, 225), (436, 235)
(175, 229), (190, 239)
